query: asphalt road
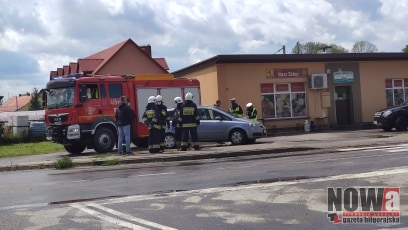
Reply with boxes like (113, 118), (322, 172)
(0, 143), (407, 229)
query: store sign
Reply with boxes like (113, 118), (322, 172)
(334, 71), (354, 83)
(266, 68), (308, 78)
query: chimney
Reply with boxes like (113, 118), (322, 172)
(140, 45), (152, 57)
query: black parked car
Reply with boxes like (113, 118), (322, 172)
(373, 102), (408, 131)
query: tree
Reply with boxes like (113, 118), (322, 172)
(402, 45), (408, 53)
(351, 41), (378, 53)
(291, 42), (348, 54)
(28, 87), (42, 111)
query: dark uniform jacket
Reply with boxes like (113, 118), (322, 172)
(142, 103), (161, 129)
(157, 104), (170, 128)
(173, 103), (183, 128)
(179, 100), (200, 128)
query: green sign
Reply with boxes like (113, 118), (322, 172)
(333, 71), (354, 83)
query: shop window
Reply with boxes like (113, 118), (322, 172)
(385, 79), (407, 107)
(260, 83), (307, 119)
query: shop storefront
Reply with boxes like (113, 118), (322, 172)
(173, 53), (408, 132)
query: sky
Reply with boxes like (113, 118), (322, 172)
(0, 0), (407, 101)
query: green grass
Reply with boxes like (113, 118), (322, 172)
(0, 142), (65, 158)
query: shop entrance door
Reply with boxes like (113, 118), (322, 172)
(335, 86), (352, 125)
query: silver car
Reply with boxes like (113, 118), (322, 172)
(164, 106), (267, 148)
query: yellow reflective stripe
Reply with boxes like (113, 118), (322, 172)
(182, 107), (195, 115)
(145, 110), (154, 118)
(182, 123), (197, 127)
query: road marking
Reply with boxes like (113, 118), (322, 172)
(291, 151), (407, 164)
(70, 203), (150, 230)
(337, 144), (408, 152)
(136, 172), (175, 177)
(89, 203), (177, 230)
(96, 167), (408, 206)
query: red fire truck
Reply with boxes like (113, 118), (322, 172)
(43, 73), (200, 154)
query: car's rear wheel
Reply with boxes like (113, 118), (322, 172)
(164, 133), (176, 149)
(229, 129), (247, 145)
(395, 116), (408, 131)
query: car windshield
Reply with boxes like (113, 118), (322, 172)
(47, 87), (74, 109)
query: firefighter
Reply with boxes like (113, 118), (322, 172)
(156, 95), (170, 152)
(246, 102), (258, 121)
(173, 96), (183, 149)
(142, 96), (161, 153)
(179, 92), (200, 151)
(229, 98), (243, 117)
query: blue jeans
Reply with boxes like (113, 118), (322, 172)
(118, 124), (131, 153)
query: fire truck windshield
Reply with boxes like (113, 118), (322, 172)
(47, 87), (74, 109)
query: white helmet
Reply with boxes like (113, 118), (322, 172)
(148, 96), (156, 103)
(246, 102), (252, 108)
(185, 92), (193, 101)
(156, 95), (163, 102)
(174, 96), (183, 104)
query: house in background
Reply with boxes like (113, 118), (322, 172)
(49, 38), (169, 78)
(0, 94), (31, 112)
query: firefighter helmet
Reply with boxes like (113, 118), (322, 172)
(185, 92), (193, 100)
(156, 95), (163, 102)
(148, 96), (156, 103)
(174, 96), (183, 104)
(246, 102), (252, 108)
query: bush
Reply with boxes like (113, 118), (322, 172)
(54, 156), (74, 169)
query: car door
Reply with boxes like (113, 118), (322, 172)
(197, 108), (228, 141)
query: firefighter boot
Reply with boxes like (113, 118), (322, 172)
(193, 145), (200, 150)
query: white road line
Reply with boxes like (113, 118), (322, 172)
(337, 144), (408, 152)
(292, 151), (407, 164)
(136, 172), (175, 177)
(89, 203), (177, 230)
(97, 167), (408, 206)
(70, 203), (149, 230)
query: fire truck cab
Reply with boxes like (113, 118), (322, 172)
(44, 73), (200, 154)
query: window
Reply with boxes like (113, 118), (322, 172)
(108, 84), (123, 98)
(83, 84), (99, 100)
(260, 83), (307, 119)
(385, 79), (407, 107)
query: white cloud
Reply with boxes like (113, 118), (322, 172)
(0, 0), (407, 100)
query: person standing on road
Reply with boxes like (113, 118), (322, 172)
(229, 98), (243, 117)
(115, 96), (134, 155)
(246, 102), (258, 121)
(179, 92), (200, 151)
(156, 95), (170, 152)
(173, 96), (184, 150)
(142, 96), (161, 153)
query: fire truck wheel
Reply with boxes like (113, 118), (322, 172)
(93, 127), (115, 153)
(64, 143), (86, 154)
